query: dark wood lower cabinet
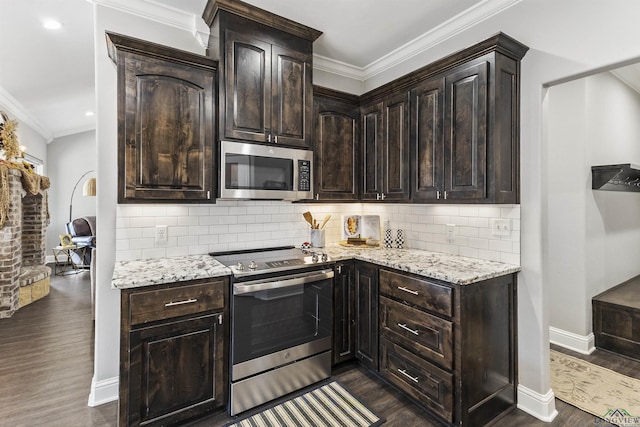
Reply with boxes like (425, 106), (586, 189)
(128, 315), (223, 425)
(355, 262), (379, 370)
(119, 278), (229, 427)
(333, 262), (356, 365)
(377, 267), (517, 426)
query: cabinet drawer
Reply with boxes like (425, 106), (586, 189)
(129, 280), (226, 326)
(380, 296), (453, 370)
(379, 269), (453, 317)
(380, 338), (453, 422)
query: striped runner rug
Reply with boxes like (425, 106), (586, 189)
(227, 381), (384, 427)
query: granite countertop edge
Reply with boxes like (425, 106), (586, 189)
(112, 246), (521, 289)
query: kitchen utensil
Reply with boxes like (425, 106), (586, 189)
(320, 214), (331, 229)
(313, 219), (318, 229)
(303, 211), (314, 228)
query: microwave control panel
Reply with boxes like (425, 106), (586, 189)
(298, 160), (311, 191)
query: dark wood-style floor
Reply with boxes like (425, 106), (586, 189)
(1, 270), (637, 426)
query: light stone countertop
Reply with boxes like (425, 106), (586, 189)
(111, 245), (520, 289)
(111, 255), (231, 289)
(321, 244), (520, 285)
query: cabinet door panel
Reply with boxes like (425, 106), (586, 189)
(333, 263), (356, 365)
(272, 45), (311, 147)
(444, 61), (487, 199)
(225, 30), (271, 142)
(361, 102), (383, 200)
(355, 263), (378, 370)
(128, 314), (224, 425)
(121, 52), (215, 202)
(383, 92), (410, 200)
(137, 76), (203, 189)
(411, 77), (444, 201)
(313, 95), (359, 200)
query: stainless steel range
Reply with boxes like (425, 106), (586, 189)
(211, 246), (334, 415)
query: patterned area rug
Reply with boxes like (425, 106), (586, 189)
(550, 350), (640, 426)
(226, 381), (384, 427)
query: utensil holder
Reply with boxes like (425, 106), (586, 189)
(310, 229), (325, 248)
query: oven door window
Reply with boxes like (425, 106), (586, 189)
(225, 153), (293, 191)
(232, 279), (332, 365)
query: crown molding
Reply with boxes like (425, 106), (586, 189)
(53, 124), (97, 140)
(315, 0), (523, 82)
(89, 0), (210, 48)
(611, 67), (640, 95)
(313, 54), (366, 82)
(0, 86), (53, 142)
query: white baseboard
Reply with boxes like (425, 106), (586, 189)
(88, 375), (118, 407)
(549, 326), (595, 355)
(517, 384), (558, 422)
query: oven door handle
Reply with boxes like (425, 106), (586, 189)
(233, 270), (334, 295)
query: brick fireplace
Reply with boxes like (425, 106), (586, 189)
(0, 167), (51, 318)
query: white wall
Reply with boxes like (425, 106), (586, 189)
(548, 72), (640, 342)
(91, 5), (209, 406)
(46, 130), (97, 254)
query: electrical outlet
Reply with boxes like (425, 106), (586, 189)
(491, 219), (511, 237)
(446, 224), (455, 243)
(155, 225), (168, 243)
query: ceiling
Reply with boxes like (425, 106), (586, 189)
(1, 0), (639, 144)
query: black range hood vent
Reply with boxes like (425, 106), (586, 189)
(592, 164), (640, 192)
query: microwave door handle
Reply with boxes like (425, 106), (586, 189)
(233, 270), (334, 295)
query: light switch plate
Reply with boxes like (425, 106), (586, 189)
(491, 219), (511, 237)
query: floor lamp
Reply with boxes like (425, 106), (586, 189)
(69, 170), (96, 222)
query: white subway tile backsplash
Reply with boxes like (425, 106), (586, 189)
(177, 216), (199, 226)
(142, 206), (167, 217)
(477, 206), (501, 218)
(114, 202), (520, 265)
(189, 206), (210, 216)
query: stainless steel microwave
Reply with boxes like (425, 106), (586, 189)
(219, 140), (313, 200)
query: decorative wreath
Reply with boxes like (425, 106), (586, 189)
(0, 111), (21, 160)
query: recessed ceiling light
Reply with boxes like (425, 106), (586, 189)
(42, 19), (62, 30)
(85, 111), (94, 117)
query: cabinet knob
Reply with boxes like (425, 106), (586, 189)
(267, 134), (272, 143)
(437, 190), (441, 200)
(381, 193), (386, 200)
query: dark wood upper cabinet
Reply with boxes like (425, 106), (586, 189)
(204, 0), (321, 148)
(444, 60), (488, 200)
(361, 101), (384, 200)
(364, 32), (528, 204)
(361, 93), (410, 202)
(382, 92), (411, 201)
(410, 76), (445, 201)
(313, 87), (360, 201)
(106, 32), (217, 204)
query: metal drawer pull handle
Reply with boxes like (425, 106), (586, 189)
(165, 298), (197, 307)
(398, 369), (419, 383)
(398, 286), (419, 296)
(397, 323), (419, 336)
